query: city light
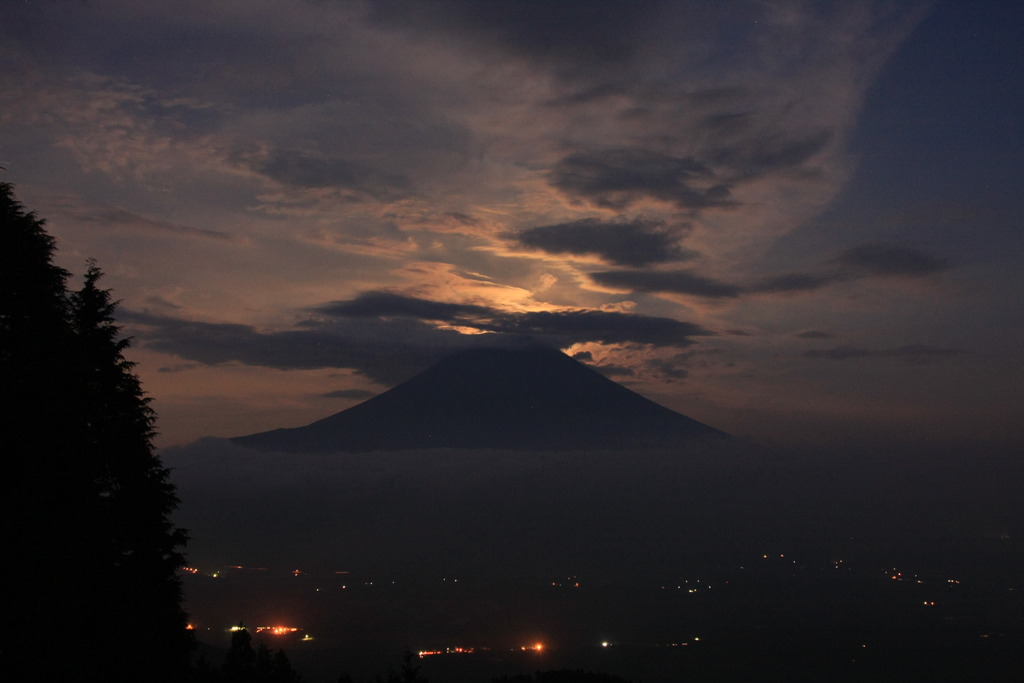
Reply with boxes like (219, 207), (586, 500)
(418, 647), (474, 658)
(256, 626), (299, 635)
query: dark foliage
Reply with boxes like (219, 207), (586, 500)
(222, 622), (304, 683)
(0, 182), (191, 681)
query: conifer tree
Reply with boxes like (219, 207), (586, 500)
(1, 181), (191, 681)
(69, 261), (193, 679)
(1, 180), (81, 678)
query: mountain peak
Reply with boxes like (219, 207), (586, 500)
(232, 345), (728, 453)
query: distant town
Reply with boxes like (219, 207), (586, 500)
(179, 544), (1023, 681)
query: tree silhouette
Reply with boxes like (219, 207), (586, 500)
(1, 182), (191, 681)
(70, 261), (193, 677)
(224, 623), (257, 682)
(223, 622), (303, 683)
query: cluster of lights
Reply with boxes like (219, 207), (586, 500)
(660, 637), (701, 647)
(888, 569), (925, 584)
(549, 575), (581, 588)
(418, 647), (475, 658)
(256, 626), (299, 635)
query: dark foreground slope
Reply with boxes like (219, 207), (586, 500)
(233, 346), (727, 453)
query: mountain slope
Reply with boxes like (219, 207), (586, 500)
(232, 346), (728, 453)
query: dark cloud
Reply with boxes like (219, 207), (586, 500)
(549, 149), (733, 210)
(157, 362), (203, 373)
(127, 292), (713, 384)
(591, 269), (741, 298)
(590, 267), (842, 298)
(321, 388), (378, 401)
(320, 291), (712, 347)
(485, 310), (713, 347)
(590, 241), (952, 300)
(316, 291), (492, 322)
(802, 344), (964, 363)
(124, 310), (476, 385)
(793, 330), (835, 340)
(831, 243), (952, 278)
(368, 0), (660, 73)
(442, 212), (483, 227)
(514, 217), (696, 266)
(252, 148), (410, 200)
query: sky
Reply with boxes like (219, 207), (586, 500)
(2, 0), (1021, 451)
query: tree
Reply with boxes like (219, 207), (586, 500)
(69, 261), (193, 677)
(0, 182), (191, 681)
(223, 623), (257, 682)
(223, 622), (303, 683)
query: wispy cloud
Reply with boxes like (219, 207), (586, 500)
(35, 192), (247, 244)
(588, 243), (951, 298)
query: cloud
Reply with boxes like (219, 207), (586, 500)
(128, 292), (714, 384)
(549, 148), (733, 210)
(711, 130), (834, 181)
(802, 344), (964, 363)
(589, 241), (953, 299)
(793, 330), (835, 340)
(367, 0), (658, 75)
(645, 357), (689, 380)
(316, 291), (492, 322)
(38, 194), (246, 243)
(250, 147), (411, 200)
(514, 217), (696, 266)
(124, 310), (478, 385)
(483, 309), (713, 347)
(831, 243), (952, 278)
(590, 269), (741, 298)
(320, 291), (714, 348)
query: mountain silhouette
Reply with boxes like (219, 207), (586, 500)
(232, 345), (728, 452)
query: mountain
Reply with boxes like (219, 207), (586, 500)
(232, 345), (728, 452)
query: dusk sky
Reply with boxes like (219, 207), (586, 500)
(2, 0), (1020, 451)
